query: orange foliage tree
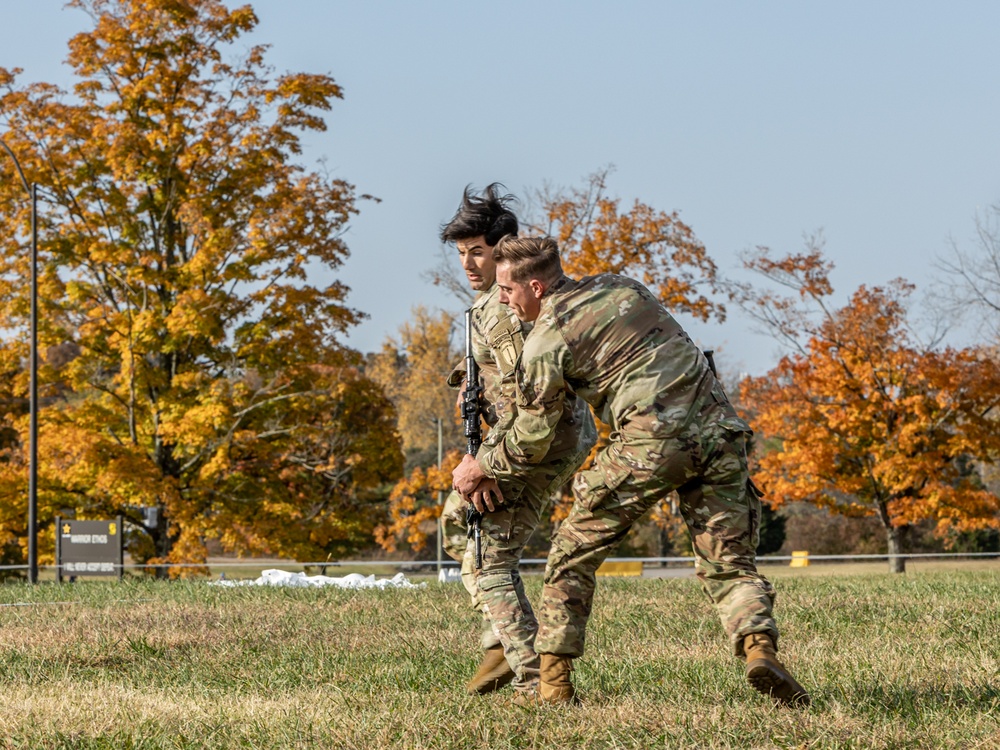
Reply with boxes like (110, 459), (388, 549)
(367, 306), (464, 464)
(374, 449), (462, 555)
(528, 167), (726, 323)
(737, 243), (1000, 572)
(0, 0), (401, 573)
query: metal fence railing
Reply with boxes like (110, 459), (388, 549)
(0, 551), (997, 576)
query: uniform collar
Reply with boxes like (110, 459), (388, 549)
(538, 275), (573, 317)
(546, 275), (573, 295)
(471, 281), (500, 310)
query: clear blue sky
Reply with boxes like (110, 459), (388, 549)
(4, 1), (999, 375)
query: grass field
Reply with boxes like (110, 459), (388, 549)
(0, 565), (996, 749)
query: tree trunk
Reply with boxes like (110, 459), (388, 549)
(151, 503), (177, 580)
(886, 524), (906, 574)
(875, 497), (906, 574)
(149, 349), (181, 577)
(659, 523), (671, 567)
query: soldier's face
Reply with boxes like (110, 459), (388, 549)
(456, 236), (496, 291)
(496, 262), (542, 322)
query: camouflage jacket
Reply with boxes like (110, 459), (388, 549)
(479, 273), (747, 478)
(447, 282), (523, 429)
(449, 283), (597, 472)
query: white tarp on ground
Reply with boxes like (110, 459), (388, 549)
(212, 569), (425, 589)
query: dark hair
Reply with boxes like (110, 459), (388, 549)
(492, 236), (563, 285)
(440, 183), (519, 246)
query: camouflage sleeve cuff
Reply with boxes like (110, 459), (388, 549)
(447, 363), (466, 389)
(477, 427), (542, 481)
(476, 444), (499, 480)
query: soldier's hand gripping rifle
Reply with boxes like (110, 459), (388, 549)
(462, 308), (485, 570)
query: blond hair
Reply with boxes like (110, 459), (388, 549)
(492, 236), (563, 285)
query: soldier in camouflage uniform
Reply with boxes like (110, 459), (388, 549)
(439, 188), (596, 697)
(453, 236), (810, 707)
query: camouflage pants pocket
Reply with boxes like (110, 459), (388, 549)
(441, 490), (470, 563)
(478, 570), (528, 623)
(480, 506), (516, 546)
(571, 448), (633, 514)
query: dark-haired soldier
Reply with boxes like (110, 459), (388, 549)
(453, 236), (810, 707)
(438, 186), (595, 699)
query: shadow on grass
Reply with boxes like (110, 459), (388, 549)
(831, 680), (1000, 714)
(572, 657), (1000, 720)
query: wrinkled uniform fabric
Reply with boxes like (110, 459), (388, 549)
(444, 282), (597, 687)
(479, 273), (778, 659)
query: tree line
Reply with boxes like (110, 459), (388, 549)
(0, 0), (997, 576)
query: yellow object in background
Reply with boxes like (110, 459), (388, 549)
(790, 551), (810, 568)
(596, 560), (644, 577)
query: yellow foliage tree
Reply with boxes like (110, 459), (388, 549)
(374, 449), (462, 554)
(367, 307), (465, 554)
(0, 0), (401, 573)
(368, 306), (463, 463)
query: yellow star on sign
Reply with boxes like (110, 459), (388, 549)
(108, 522), (117, 536)
(62, 523), (71, 535)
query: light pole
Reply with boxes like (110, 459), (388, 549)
(433, 416), (444, 574)
(1, 138), (39, 584)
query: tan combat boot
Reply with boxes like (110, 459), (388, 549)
(465, 645), (515, 695)
(511, 653), (578, 706)
(744, 633), (811, 707)
(540, 653), (576, 703)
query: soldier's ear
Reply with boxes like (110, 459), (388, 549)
(529, 279), (546, 299)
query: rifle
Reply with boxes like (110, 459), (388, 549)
(461, 308), (485, 570)
(703, 349), (718, 378)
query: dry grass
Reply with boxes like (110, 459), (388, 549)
(0, 567), (997, 749)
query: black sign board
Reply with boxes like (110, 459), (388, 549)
(56, 516), (123, 581)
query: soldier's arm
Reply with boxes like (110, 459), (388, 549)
(478, 330), (567, 479)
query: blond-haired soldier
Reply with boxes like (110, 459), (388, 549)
(453, 236), (810, 707)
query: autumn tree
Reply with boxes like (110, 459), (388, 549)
(367, 306), (464, 465)
(424, 170), (729, 551)
(374, 448), (462, 556)
(0, 0), (401, 572)
(736, 243), (1000, 572)
(426, 168), (727, 322)
(526, 167), (725, 322)
(367, 306), (466, 553)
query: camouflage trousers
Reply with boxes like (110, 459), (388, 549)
(442, 448), (590, 689)
(442, 491), (501, 651)
(535, 415), (779, 660)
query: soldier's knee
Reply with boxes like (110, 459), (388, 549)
(478, 570), (518, 607)
(477, 569), (518, 594)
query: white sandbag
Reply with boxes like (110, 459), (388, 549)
(212, 569), (424, 589)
